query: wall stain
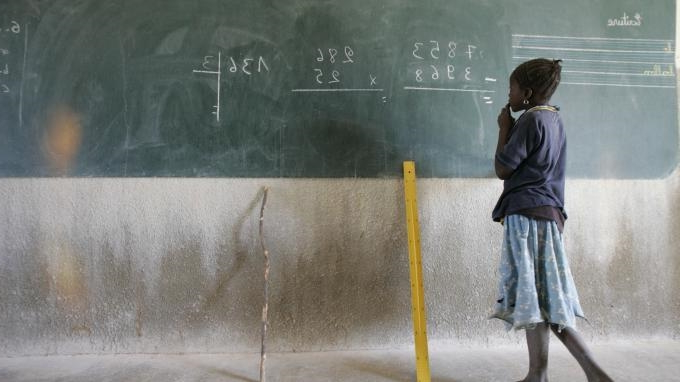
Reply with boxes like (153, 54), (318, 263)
(183, 188), (265, 326)
(671, 181), (680, 339)
(273, 184), (410, 351)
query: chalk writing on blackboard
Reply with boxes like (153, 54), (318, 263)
(607, 12), (642, 27)
(404, 39), (497, 104)
(292, 45), (383, 92)
(193, 52), (222, 121)
(313, 46), (355, 85)
(316, 46), (355, 64)
(512, 34), (676, 88)
(0, 20), (21, 34)
(192, 51), (271, 122)
(643, 65), (674, 76)
(1, 20), (23, 95)
(0, 20), (28, 128)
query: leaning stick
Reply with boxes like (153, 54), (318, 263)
(259, 187), (270, 382)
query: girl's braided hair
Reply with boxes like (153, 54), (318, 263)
(511, 58), (562, 102)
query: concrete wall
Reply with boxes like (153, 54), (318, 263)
(1, 172), (679, 356)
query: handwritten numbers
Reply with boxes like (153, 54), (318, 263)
(199, 54), (270, 76)
(430, 41), (440, 59)
(413, 43), (424, 59)
(0, 20), (21, 34)
(412, 40), (480, 61)
(448, 42), (457, 58)
(313, 69), (342, 84)
(202, 55), (215, 70)
(317, 46), (355, 64)
(430, 65), (439, 80)
(0, 20), (22, 41)
(227, 56), (270, 75)
(9, 21), (20, 34)
(328, 48), (338, 63)
(329, 70), (340, 83)
(343, 46), (354, 63)
(1, 21), (24, 96)
(228, 57), (238, 73)
(193, 50), (271, 122)
(311, 45), (357, 86)
(466, 45), (477, 60)
(410, 39), (483, 84)
(447, 65), (455, 80)
(414, 66), (473, 83)
(242, 58), (253, 75)
(415, 69), (423, 82)
(413, 41), (444, 60)
(258, 57), (270, 72)
(0, 21), (26, 97)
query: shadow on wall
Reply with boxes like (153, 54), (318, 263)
(603, 185), (680, 339)
(604, 216), (647, 334)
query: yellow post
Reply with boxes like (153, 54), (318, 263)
(402, 160), (431, 382)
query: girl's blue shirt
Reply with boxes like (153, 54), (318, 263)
(492, 107), (567, 222)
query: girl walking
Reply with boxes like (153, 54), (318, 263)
(491, 58), (613, 382)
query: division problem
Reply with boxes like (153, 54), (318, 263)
(192, 51), (271, 122)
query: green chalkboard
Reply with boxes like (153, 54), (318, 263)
(0, 0), (676, 178)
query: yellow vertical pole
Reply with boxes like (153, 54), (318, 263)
(402, 161), (431, 382)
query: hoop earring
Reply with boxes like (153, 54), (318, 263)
(522, 99), (529, 105)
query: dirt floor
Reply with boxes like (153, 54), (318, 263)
(1, 340), (679, 381)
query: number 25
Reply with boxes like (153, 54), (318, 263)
(314, 69), (340, 84)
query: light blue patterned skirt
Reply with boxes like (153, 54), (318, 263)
(491, 214), (585, 331)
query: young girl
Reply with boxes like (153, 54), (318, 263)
(491, 58), (613, 382)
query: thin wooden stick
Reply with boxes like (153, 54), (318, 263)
(259, 187), (270, 382)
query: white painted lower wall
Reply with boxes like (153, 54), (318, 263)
(1, 172), (678, 356)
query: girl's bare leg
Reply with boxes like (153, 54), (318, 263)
(550, 325), (614, 382)
(519, 322), (551, 382)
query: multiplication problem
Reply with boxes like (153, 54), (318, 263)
(312, 46), (355, 84)
(296, 45), (382, 92)
(410, 40), (485, 84)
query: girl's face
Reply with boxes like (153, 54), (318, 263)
(508, 78), (530, 112)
